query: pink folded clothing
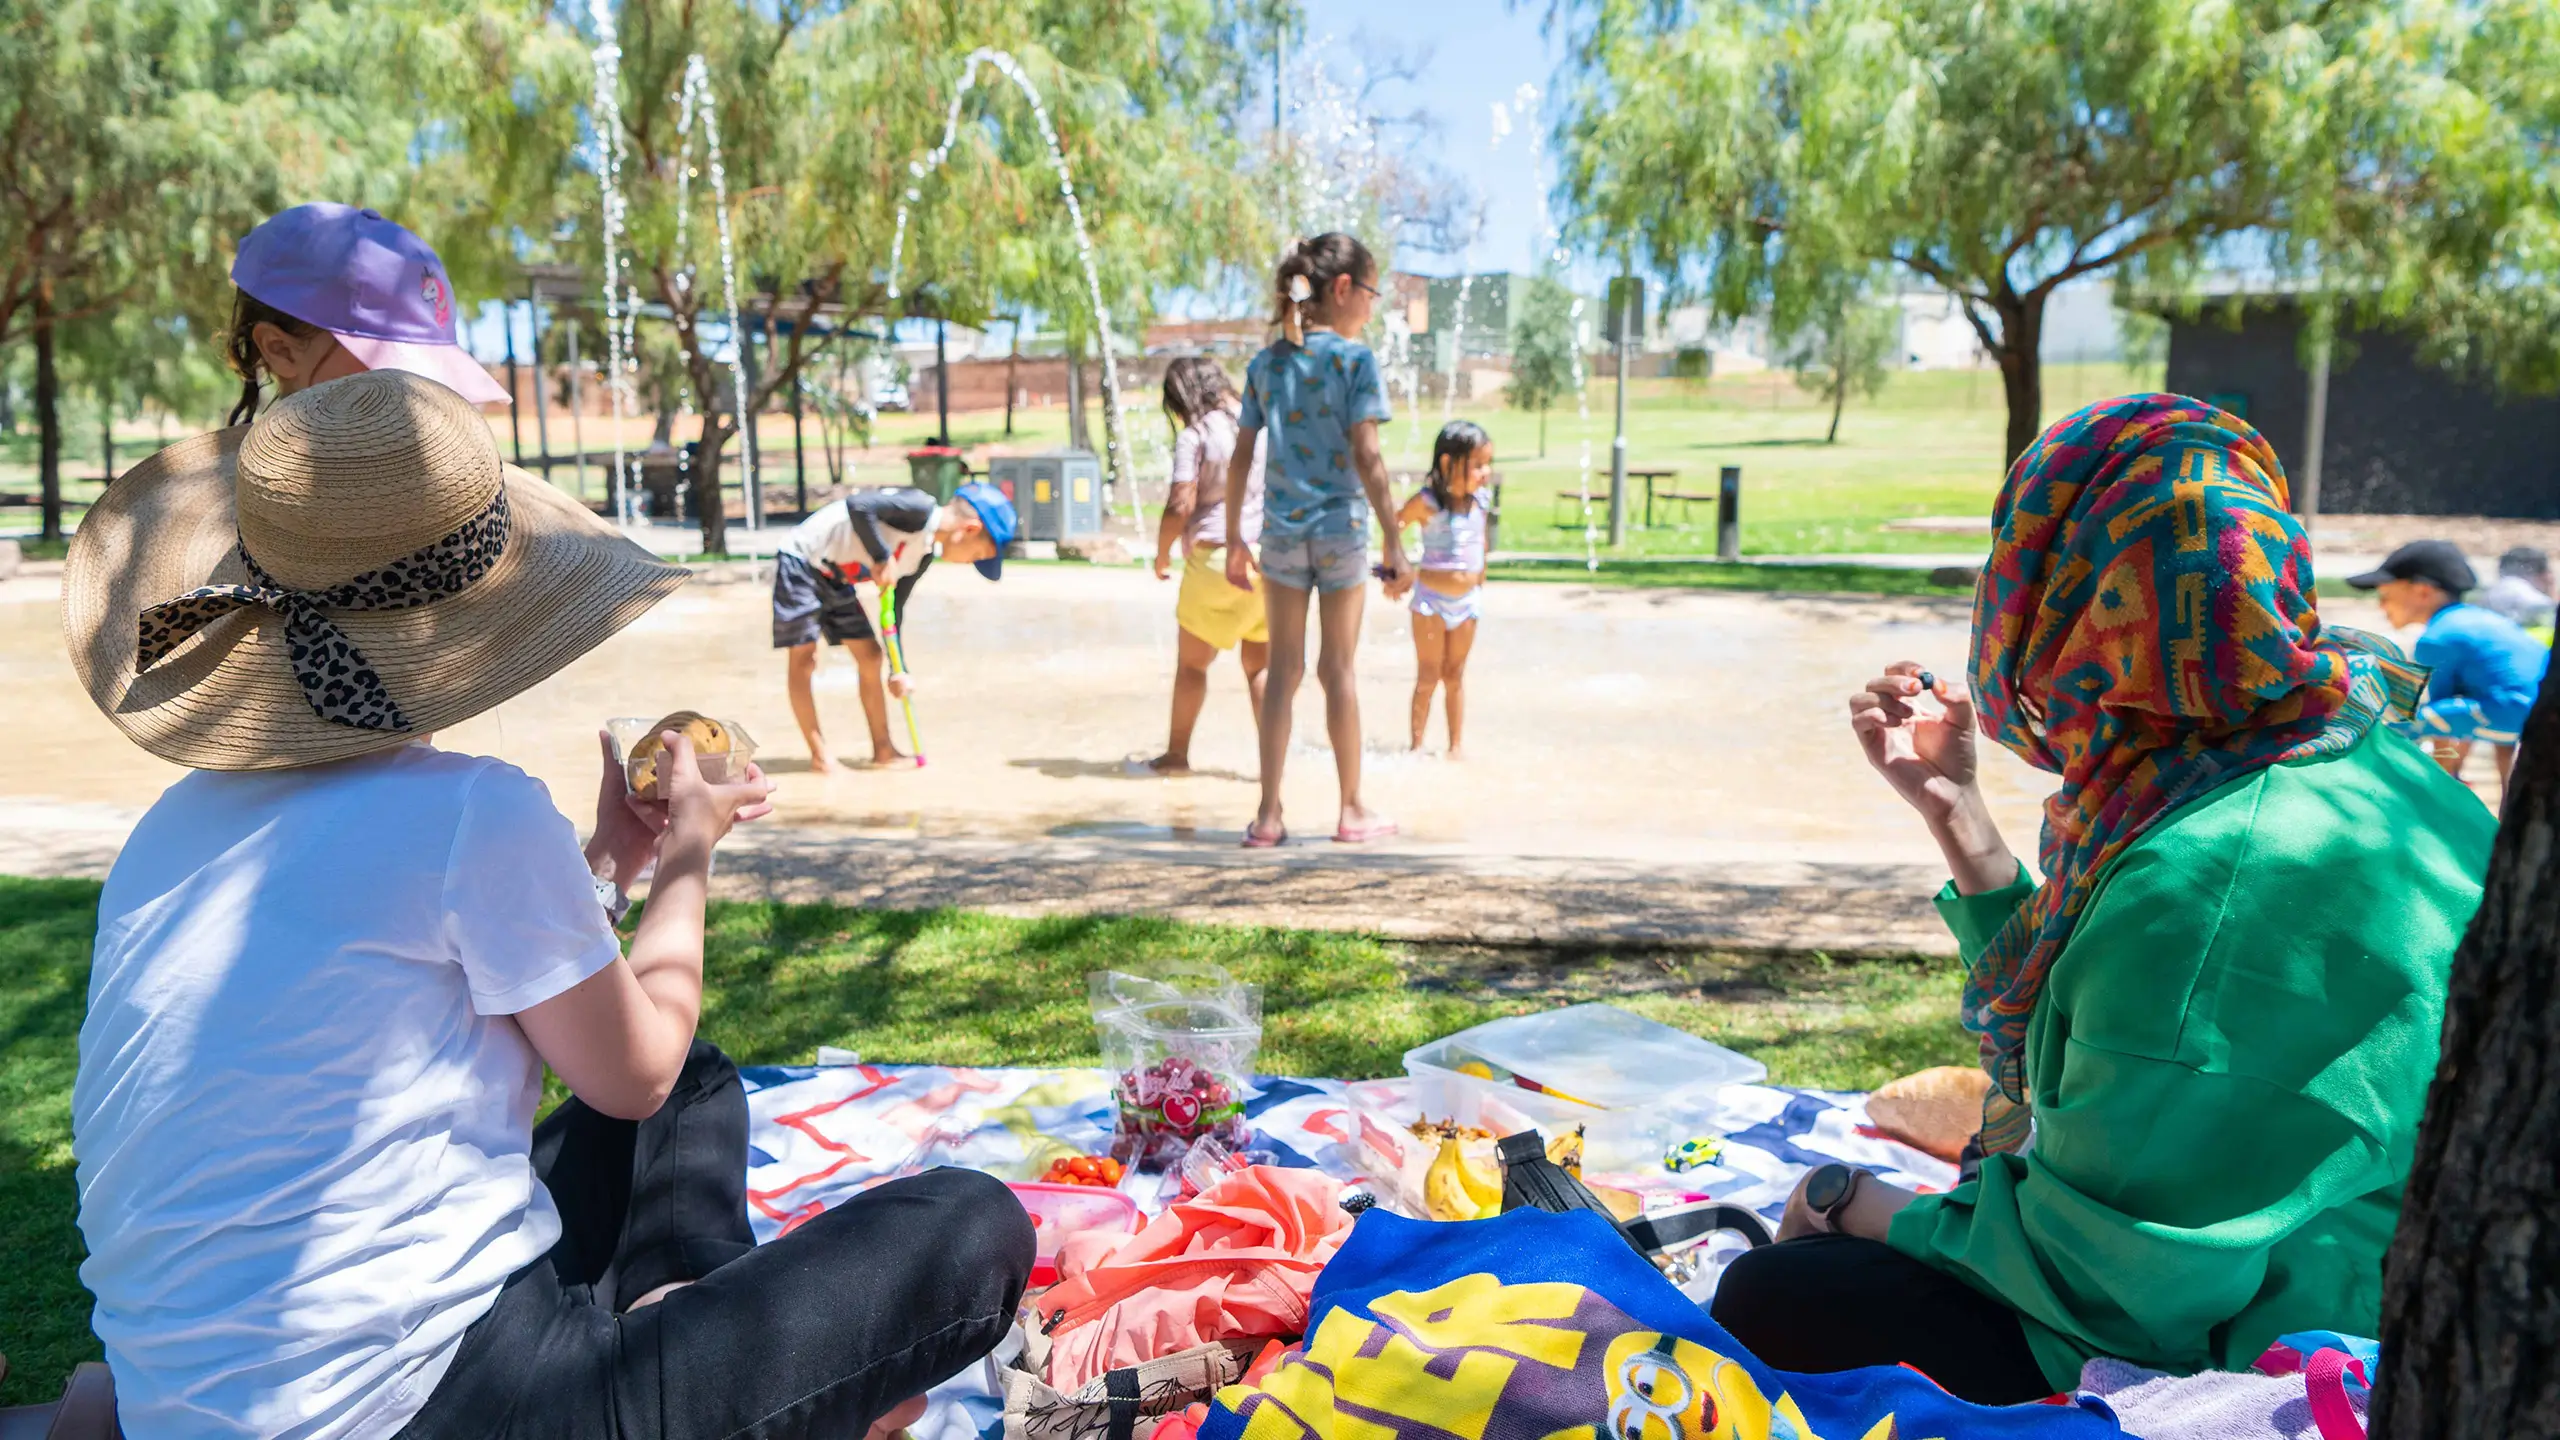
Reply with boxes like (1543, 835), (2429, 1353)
(1035, 1167), (1352, 1391)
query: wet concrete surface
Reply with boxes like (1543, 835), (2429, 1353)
(0, 558), (2447, 951)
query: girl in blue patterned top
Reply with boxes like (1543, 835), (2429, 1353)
(1223, 233), (1410, 845)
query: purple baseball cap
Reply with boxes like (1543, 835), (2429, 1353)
(231, 203), (511, 407)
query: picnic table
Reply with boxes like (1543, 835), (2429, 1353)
(1552, 469), (1692, 528)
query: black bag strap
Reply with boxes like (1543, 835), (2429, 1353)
(1104, 1366), (1142, 1440)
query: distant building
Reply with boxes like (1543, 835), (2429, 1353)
(2157, 297), (2558, 517)
(1397, 272), (1603, 373)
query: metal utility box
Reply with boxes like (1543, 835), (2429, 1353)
(985, 449), (1104, 540)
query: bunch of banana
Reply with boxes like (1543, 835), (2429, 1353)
(1422, 1136), (1505, 1220)
(1544, 1126), (1586, 1178)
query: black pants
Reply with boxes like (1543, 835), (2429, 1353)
(1710, 1232), (2054, 1406)
(399, 1043), (1035, 1440)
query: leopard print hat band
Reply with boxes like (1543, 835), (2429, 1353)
(134, 485), (512, 732)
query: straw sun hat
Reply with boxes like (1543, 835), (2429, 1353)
(65, 369), (688, 771)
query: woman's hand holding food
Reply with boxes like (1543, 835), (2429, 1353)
(1847, 661), (2018, 895)
(586, 728), (669, 886)
(656, 730), (775, 869)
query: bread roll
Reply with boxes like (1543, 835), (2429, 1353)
(1865, 1065), (1992, 1162)
(627, 711), (732, 798)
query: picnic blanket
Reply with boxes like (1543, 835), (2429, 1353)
(739, 1061), (1957, 1240)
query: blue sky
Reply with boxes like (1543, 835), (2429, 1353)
(1295, 0), (1567, 280)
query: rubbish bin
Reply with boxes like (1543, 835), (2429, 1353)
(905, 446), (969, 501)
(986, 449), (1103, 541)
(639, 442), (683, 519)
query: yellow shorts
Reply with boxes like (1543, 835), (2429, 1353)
(1175, 549), (1268, 650)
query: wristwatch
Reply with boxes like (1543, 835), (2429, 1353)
(1802, 1163), (1864, 1232)
(594, 875), (631, 925)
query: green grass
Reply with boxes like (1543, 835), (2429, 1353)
(1461, 361), (2162, 559)
(0, 874), (1967, 1403)
(1489, 557), (1972, 597)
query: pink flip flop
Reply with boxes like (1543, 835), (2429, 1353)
(1241, 823), (1288, 849)
(1333, 817), (1399, 845)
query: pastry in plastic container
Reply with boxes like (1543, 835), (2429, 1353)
(608, 712), (758, 799)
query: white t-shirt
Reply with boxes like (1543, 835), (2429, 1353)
(784, 487), (941, 586)
(73, 744), (622, 1440)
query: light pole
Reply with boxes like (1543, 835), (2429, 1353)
(1607, 273), (1634, 548)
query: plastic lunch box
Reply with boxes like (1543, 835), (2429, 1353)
(1006, 1181), (1143, 1286)
(1403, 1003), (1766, 1174)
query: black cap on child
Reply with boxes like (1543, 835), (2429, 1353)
(2344, 540), (2477, 597)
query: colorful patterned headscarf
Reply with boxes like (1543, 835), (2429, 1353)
(1965, 394), (2423, 1154)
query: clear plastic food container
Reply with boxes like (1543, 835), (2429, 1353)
(1405, 1003), (1764, 1174)
(606, 716), (759, 795)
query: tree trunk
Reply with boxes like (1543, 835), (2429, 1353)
(1991, 293), (2045, 474)
(652, 396), (678, 448)
(2370, 661), (2560, 1439)
(1065, 338), (1090, 453)
(1538, 405), (1548, 459)
(35, 280), (63, 544)
(692, 416), (731, 557)
(100, 385), (116, 485)
(1827, 326), (1848, 443)
(1005, 315), (1021, 438)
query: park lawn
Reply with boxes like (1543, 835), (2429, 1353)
(1461, 360), (2162, 559)
(1487, 557), (1972, 598)
(0, 873), (1969, 1404)
(1, 361), (2159, 564)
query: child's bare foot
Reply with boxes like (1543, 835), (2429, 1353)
(1445, 745), (1466, 762)
(1140, 752), (1192, 776)
(868, 746), (906, 767)
(810, 752), (845, 777)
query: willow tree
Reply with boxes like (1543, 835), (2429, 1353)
(449, 0), (1280, 555)
(1553, 0), (2560, 472)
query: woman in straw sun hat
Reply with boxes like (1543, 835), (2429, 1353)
(63, 370), (1033, 1440)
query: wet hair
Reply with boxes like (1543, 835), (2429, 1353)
(1271, 233), (1376, 347)
(223, 287), (321, 427)
(1427, 419), (1490, 514)
(1160, 356), (1237, 431)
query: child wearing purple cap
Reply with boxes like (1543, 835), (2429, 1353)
(224, 202), (512, 425)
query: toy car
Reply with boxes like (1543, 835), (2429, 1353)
(1663, 1137), (1725, 1173)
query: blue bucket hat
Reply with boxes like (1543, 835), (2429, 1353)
(953, 480), (1018, 579)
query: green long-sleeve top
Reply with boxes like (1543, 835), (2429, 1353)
(1887, 728), (2494, 1389)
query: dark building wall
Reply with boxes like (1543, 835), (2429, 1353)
(2164, 305), (2560, 518)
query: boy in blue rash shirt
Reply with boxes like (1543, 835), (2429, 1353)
(2349, 539), (2551, 782)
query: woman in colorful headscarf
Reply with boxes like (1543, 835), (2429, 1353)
(1711, 395), (2495, 1402)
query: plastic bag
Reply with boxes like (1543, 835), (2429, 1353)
(1089, 964), (1262, 1168)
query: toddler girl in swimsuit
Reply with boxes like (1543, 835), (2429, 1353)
(1395, 420), (1491, 756)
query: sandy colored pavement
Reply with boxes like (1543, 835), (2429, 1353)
(0, 556), (2432, 952)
